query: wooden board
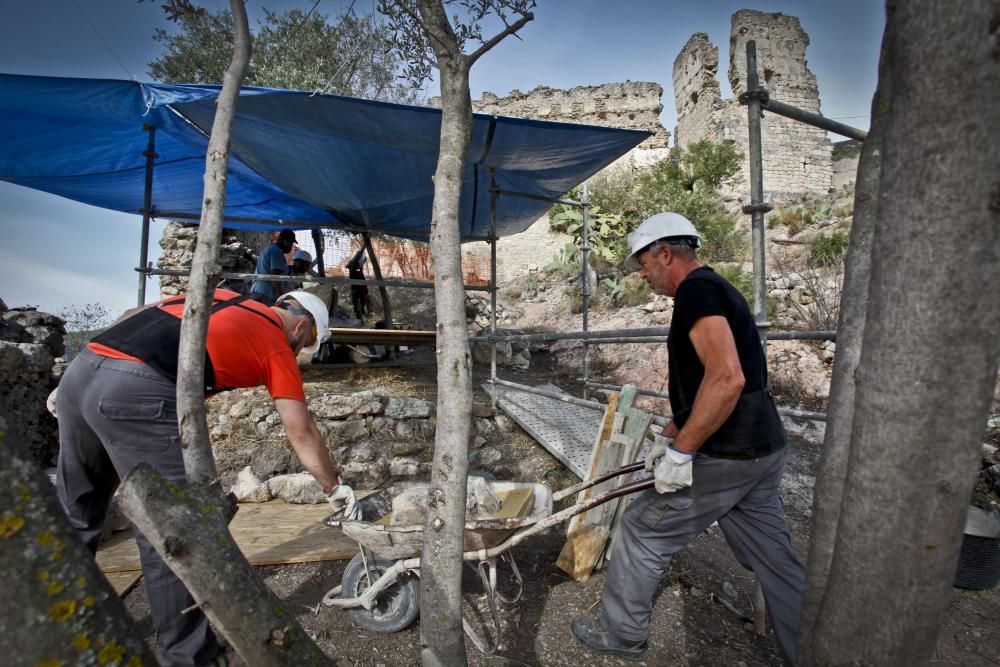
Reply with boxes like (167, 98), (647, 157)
(96, 499), (360, 574)
(103, 570), (142, 597)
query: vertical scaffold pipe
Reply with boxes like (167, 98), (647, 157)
(137, 125), (157, 307)
(489, 169), (498, 402)
(581, 181), (591, 400)
(742, 41), (772, 346)
(311, 228), (326, 277)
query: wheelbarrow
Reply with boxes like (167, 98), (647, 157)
(319, 462), (652, 653)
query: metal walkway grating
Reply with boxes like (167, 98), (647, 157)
(486, 383), (602, 479)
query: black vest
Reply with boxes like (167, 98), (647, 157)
(91, 293), (281, 393)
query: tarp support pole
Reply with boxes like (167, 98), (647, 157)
(741, 41), (773, 348)
(311, 229), (325, 277)
(362, 231), (392, 328)
(489, 169), (498, 400)
(581, 181), (591, 400)
(137, 124), (157, 307)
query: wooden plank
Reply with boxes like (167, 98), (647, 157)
(599, 406), (655, 568)
(96, 499), (361, 573)
(556, 392), (620, 579)
(104, 570), (142, 598)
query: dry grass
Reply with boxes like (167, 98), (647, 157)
(344, 367), (436, 399)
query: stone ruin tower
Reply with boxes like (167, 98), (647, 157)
(673, 10), (833, 203)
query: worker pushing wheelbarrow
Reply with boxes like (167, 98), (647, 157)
(319, 462), (652, 654)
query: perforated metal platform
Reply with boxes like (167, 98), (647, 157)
(486, 383), (602, 479)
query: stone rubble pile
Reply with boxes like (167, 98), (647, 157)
(0, 304), (65, 466)
(767, 271), (841, 329)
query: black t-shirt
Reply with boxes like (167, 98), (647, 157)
(667, 266), (767, 417)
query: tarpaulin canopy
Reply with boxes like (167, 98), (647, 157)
(0, 73), (650, 240)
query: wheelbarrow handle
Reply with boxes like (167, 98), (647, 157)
(552, 461), (647, 503)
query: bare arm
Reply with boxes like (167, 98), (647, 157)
(274, 398), (340, 491)
(672, 315), (745, 454)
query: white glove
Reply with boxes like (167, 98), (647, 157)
(327, 481), (361, 521)
(653, 446), (695, 494)
(644, 434), (672, 473)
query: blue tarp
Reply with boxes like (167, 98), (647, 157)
(0, 73), (649, 240)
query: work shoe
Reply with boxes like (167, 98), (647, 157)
(570, 618), (649, 662)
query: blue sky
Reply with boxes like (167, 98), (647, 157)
(0, 0), (884, 317)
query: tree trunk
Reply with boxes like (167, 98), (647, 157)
(802, 1), (1000, 663)
(797, 13), (892, 653)
(176, 0), (251, 486)
(0, 415), (157, 666)
(118, 465), (332, 666)
(415, 3), (474, 664)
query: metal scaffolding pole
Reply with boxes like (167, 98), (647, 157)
(761, 98), (868, 142)
(741, 40), (773, 346)
(136, 125), (157, 307)
(468, 326), (670, 344)
(581, 181), (590, 399)
(145, 268), (491, 292)
(311, 228), (326, 277)
(489, 169), (499, 392)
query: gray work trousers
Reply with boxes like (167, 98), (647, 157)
(600, 448), (804, 665)
(55, 348), (220, 667)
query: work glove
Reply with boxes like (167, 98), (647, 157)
(644, 434), (673, 473)
(326, 478), (361, 521)
(653, 446), (695, 494)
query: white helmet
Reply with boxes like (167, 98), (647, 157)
(276, 291), (330, 354)
(292, 249), (312, 263)
(625, 212), (701, 269)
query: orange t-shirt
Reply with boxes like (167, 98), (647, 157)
(88, 289), (305, 402)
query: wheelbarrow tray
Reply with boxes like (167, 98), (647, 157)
(338, 481), (553, 560)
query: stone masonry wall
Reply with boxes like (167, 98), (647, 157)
(461, 82), (670, 282)
(158, 222), (272, 298)
(673, 10), (833, 203)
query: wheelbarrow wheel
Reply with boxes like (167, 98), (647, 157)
(342, 552), (420, 633)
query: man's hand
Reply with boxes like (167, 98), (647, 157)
(327, 480), (361, 521)
(644, 434), (673, 473)
(653, 446), (694, 494)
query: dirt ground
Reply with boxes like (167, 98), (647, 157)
(121, 363), (1000, 666)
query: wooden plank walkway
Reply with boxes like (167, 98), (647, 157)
(96, 499), (359, 595)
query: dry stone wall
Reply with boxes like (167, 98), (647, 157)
(158, 221), (272, 298)
(673, 10), (833, 202)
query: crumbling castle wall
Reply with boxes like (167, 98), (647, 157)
(462, 83), (669, 281)
(673, 10), (833, 202)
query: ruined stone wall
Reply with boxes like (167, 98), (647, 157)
(158, 222), (272, 298)
(673, 10), (833, 202)
(832, 139), (862, 190)
(460, 82), (669, 282)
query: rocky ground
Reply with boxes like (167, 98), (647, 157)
(118, 361), (1000, 665)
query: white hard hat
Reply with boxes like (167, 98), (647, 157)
(276, 290), (330, 354)
(292, 249), (312, 263)
(625, 212), (701, 269)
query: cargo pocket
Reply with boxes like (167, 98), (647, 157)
(98, 399), (175, 453)
(637, 487), (694, 530)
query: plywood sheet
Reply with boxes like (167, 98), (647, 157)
(104, 570), (142, 597)
(96, 499), (359, 574)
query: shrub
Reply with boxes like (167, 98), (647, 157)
(768, 205), (814, 236)
(587, 162), (635, 217)
(549, 205), (630, 269)
(809, 231), (850, 268)
(699, 214), (748, 264)
(545, 243), (581, 279)
(621, 273), (651, 306)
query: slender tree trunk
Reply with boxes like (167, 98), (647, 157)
(120, 3), (334, 664)
(118, 465), (332, 666)
(176, 0), (251, 486)
(797, 11), (892, 652)
(415, 3), (474, 663)
(0, 415), (157, 666)
(802, 1), (1000, 663)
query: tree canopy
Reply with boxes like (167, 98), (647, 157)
(149, 6), (421, 103)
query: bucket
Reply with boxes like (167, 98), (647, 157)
(953, 506), (1000, 590)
